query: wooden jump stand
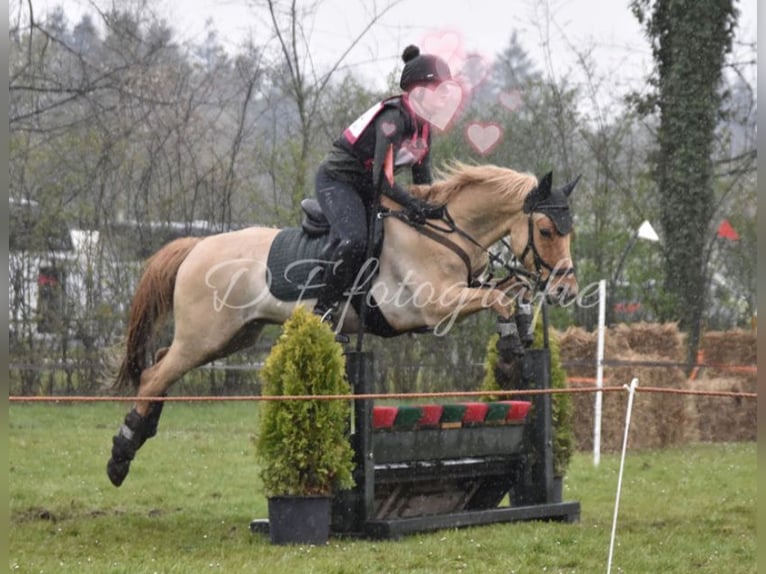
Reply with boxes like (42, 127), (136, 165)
(252, 199), (579, 539)
(250, 312), (581, 540)
(329, 340), (581, 539)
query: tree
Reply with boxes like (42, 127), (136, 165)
(251, 0), (401, 222)
(630, 0), (737, 365)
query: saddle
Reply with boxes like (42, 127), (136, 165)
(300, 198), (331, 237)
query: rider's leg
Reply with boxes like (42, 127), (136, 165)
(314, 167), (369, 318)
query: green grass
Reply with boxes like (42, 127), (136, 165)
(9, 403), (756, 573)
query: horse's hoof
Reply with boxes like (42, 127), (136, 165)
(106, 458), (130, 487)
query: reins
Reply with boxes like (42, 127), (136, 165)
(378, 206), (536, 289)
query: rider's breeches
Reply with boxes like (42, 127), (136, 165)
(314, 165), (370, 305)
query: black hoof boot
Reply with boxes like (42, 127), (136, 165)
(515, 302), (534, 347)
(106, 413), (141, 487)
(107, 455), (132, 487)
(106, 401), (164, 487)
(497, 318), (525, 362)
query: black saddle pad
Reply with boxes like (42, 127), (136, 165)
(266, 222), (399, 337)
(266, 228), (332, 302)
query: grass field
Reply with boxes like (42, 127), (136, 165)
(9, 402), (756, 573)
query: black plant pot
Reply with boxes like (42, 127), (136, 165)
(268, 495), (331, 545)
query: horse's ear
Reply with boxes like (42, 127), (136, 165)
(524, 171), (553, 213)
(538, 171), (553, 196)
(560, 174), (581, 197)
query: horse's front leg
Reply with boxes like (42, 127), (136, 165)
(429, 286), (531, 362)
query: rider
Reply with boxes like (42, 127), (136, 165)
(312, 44), (452, 322)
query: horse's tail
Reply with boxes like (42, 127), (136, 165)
(113, 237), (203, 392)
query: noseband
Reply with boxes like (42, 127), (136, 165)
(518, 215), (576, 289)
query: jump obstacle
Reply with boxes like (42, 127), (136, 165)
(251, 343), (581, 539)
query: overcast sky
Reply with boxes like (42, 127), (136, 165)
(33, 0), (757, 106)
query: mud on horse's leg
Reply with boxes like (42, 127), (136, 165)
(106, 397), (165, 487)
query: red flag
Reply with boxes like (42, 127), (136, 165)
(383, 144), (394, 187)
(717, 219), (739, 241)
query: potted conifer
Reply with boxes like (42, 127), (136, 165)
(255, 305), (355, 545)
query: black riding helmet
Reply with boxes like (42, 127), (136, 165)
(399, 45), (452, 90)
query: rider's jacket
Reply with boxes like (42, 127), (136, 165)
(323, 95), (433, 203)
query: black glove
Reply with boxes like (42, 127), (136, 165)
(406, 198), (444, 224)
(407, 200), (427, 224)
(423, 203), (445, 220)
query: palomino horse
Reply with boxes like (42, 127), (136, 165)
(106, 162), (580, 486)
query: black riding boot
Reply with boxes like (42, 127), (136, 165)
(314, 239), (365, 341)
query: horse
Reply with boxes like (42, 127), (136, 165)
(106, 162), (580, 487)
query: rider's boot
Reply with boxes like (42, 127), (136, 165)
(313, 300), (350, 344)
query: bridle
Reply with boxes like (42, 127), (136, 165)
(517, 214), (576, 290)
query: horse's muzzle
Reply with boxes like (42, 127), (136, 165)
(544, 277), (578, 305)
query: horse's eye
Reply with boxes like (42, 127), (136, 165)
(539, 228), (553, 238)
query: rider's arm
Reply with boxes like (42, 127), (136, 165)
(370, 109), (441, 221)
(411, 128), (433, 185)
(370, 108), (413, 206)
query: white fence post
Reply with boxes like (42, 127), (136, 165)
(594, 279), (606, 466)
(607, 378), (639, 574)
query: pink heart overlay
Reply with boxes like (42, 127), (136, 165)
(409, 80), (463, 131)
(499, 89), (524, 112)
(465, 122), (502, 155)
(422, 30), (463, 66)
(381, 121), (396, 137)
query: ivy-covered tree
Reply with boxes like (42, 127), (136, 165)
(630, 0), (737, 365)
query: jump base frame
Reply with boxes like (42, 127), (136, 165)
(329, 349), (580, 539)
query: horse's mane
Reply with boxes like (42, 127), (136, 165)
(411, 162), (538, 205)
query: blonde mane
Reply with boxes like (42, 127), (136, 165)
(411, 162), (538, 205)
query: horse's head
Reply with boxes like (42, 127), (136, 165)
(511, 172), (580, 304)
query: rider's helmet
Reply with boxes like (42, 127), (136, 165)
(399, 45), (452, 91)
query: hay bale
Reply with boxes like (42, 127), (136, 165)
(613, 322), (683, 360)
(701, 330), (756, 368)
(686, 376), (757, 443)
(692, 329), (756, 442)
(569, 351), (690, 453)
(558, 324), (754, 451)
(561, 324), (689, 453)
(558, 326), (626, 380)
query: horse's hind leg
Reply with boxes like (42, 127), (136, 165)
(107, 321), (266, 487)
(106, 344), (200, 487)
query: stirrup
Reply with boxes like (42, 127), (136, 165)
(313, 303), (336, 323)
(314, 303), (349, 344)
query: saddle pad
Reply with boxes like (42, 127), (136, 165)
(266, 227), (331, 302)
